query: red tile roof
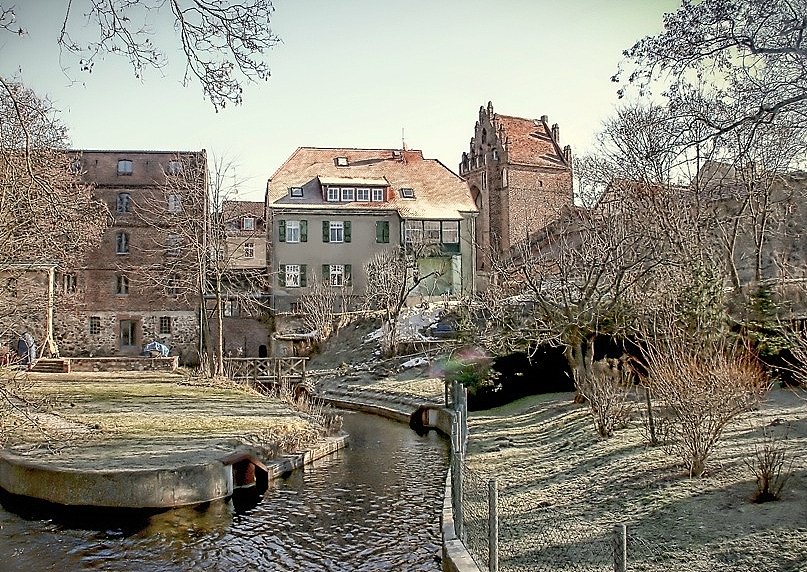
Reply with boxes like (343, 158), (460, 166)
(494, 115), (568, 169)
(267, 147), (478, 219)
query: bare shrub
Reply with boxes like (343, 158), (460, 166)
(645, 339), (770, 476)
(745, 423), (793, 503)
(576, 359), (634, 438)
(269, 380), (343, 437)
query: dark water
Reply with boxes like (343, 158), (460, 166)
(0, 412), (449, 571)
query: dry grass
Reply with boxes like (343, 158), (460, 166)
(465, 388), (807, 571)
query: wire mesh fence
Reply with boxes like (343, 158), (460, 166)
(460, 465), (491, 570)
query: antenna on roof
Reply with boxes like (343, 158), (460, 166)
(401, 127), (408, 151)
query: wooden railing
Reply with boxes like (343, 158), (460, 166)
(223, 357), (308, 385)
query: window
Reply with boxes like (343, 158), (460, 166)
(168, 194), (182, 213)
(329, 264), (344, 286)
(167, 275), (180, 297)
(63, 274), (77, 294)
(357, 188), (369, 202)
(120, 319), (136, 348)
(284, 264), (301, 288)
(243, 242), (255, 259)
(376, 220), (390, 243)
(242, 217), (255, 231)
(327, 187), (340, 202)
(115, 275), (129, 295)
(290, 186), (303, 197)
(159, 316), (172, 335)
(424, 221), (441, 242)
(322, 220), (350, 243)
(492, 148), (500, 161)
(89, 316), (101, 335)
(371, 188), (384, 202)
(334, 156), (349, 167)
(341, 187), (355, 201)
(116, 232), (130, 254)
(116, 193), (131, 213)
(482, 171), (487, 190)
(323, 264), (351, 287)
(442, 221), (459, 244)
(281, 219), (307, 243)
(167, 160), (183, 175)
(224, 300), (239, 317)
(502, 168), (508, 188)
(209, 246), (224, 261)
(166, 234), (181, 256)
(405, 220), (424, 243)
(400, 187), (415, 198)
(290, 301), (302, 314)
(70, 158), (82, 174)
(117, 159), (133, 175)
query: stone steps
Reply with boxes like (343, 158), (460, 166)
(29, 359), (70, 373)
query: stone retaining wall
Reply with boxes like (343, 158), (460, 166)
(67, 356), (179, 373)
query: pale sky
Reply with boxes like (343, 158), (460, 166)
(1, 0), (679, 201)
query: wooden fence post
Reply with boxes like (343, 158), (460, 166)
(614, 523), (627, 572)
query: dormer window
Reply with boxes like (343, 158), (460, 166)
(341, 187), (355, 201)
(327, 187), (340, 201)
(371, 188), (384, 202)
(335, 156), (349, 167)
(290, 186), (303, 197)
(400, 187), (415, 199)
(357, 188), (369, 201)
(117, 159), (133, 176)
(242, 216), (256, 231)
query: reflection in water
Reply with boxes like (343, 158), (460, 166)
(0, 412), (449, 571)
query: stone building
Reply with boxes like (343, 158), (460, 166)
(459, 102), (573, 278)
(53, 150), (208, 363)
(206, 199), (272, 358)
(266, 147), (478, 315)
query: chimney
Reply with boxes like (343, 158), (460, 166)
(540, 114), (549, 125)
(563, 145), (572, 165)
(551, 123), (560, 143)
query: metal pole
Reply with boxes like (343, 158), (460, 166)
(614, 523), (627, 572)
(489, 478), (498, 572)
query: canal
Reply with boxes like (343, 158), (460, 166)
(0, 411), (450, 571)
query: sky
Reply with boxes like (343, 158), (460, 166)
(1, 0), (680, 201)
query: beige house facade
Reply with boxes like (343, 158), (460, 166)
(266, 147), (478, 313)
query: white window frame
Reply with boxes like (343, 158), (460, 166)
(290, 186), (303, 197)
(329, 264), (344, 287)
(327, 187), (340, 202)
(424, 220), (441, 242)
(442, 220), (460, 244)
(356, 188), (370, 201)
(243, 242), (255, 259)
(286, 220), (301, 243)
(405, 220), (424, 243)
(168, 194), (182, 213)
(329, 221), (344, 243)
(371, 188), (384, 202)
(341, 187), (355, 201)
(285, 264), (301, 288)
(242, 216), (255, 231)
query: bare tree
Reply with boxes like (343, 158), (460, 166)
(641, 329), (770, 477)
(297, 277), (338, 347)
(1, 1), (280, 111)
(134, 154), (269, 375)
(363, 245), (444, 357)
(617, 0), (807, 137)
